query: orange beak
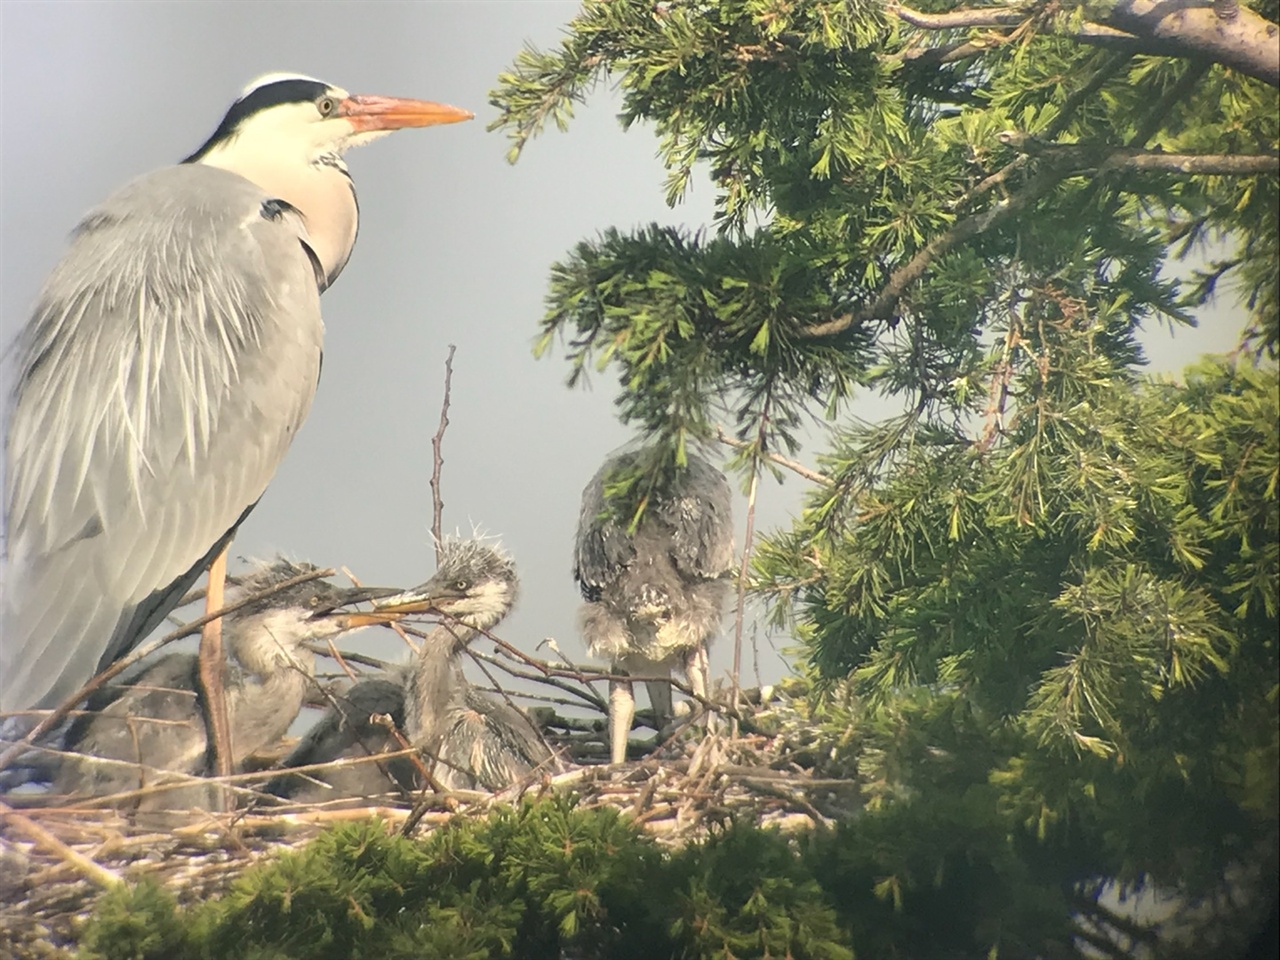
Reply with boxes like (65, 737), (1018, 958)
(333, 609), (410, 629)
(339, 94), (474, 132)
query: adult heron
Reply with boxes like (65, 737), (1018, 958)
(52, 559), (405, 811)
(574, 450), (734, 763)
(0, 74), (472, 729)
(268, 539), (553, 802)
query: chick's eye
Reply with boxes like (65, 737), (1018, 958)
(455, 580), (469, 591)
(317, 95), (338, 117)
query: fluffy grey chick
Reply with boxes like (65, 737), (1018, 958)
(574, 450), (734, 763)
(268, 539), (553, 803)
(54, 559), (400, 812)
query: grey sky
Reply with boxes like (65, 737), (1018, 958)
(0, 1), (1248, 701)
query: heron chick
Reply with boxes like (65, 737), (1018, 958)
(574, 450), (734, 763)
(1, 73), (472, 718)
(53, 559), (402, 811)
(268, 539), (554, 802)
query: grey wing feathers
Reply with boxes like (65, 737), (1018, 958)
(572, 451), (733, 599)
(2, 164), (325, 712)
(658, 454), (734, 580)
(266, 678), (413, 800)
(53, 652), (205, 797)
(573, 456), (637, 599)
(437, 688), (552, 791)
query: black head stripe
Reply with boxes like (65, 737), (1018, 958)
(183, 78), (332, 163)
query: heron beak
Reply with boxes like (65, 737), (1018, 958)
(334, 608), (410, 629)
(369, 581), (463, 617)
(339, 94), (474, 132)
(310, 585), (409, 628)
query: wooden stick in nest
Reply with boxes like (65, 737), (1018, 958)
(0, 566), (338, 775)
(0, 799), (122, 889)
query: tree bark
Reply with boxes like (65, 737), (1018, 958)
(1105, 0), (1279, 87)
(890, 2), (1280, 87)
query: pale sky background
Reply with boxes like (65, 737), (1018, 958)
(0, 1), (1248, 709)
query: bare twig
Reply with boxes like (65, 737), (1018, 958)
(716, 427), (832, 485)
(305, 644), (393, 672)
(431, 345), (457, 559)
(997, 132), (1278, 175)
(465, 649), (562, 763)
(0, 800), (123, 889)
(0, 567), (337, 774)
(889, 3), (1028, 29)
(324, 639), (361, 683)
(469, 646), (609, 714)
(732, 468), (760, 719)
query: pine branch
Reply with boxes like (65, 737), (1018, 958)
(1105, 0), (1279, 87)
(890, 1), (1280, 87)
(716, 427), (832, 485)
(998, 134), (1280, 175)
(801, 162), (1070, 336)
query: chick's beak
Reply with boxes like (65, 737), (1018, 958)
(369, 579), (463, 617)
(310, 585), (407, 629)
(339, 94), (474, 132)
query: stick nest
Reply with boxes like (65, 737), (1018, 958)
(1, 680), (858, 959)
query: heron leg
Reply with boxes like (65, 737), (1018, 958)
(608, 671), (635, 764)
(198, 547), (234, 804)
(684, 644), (716, 733)
(645, 673), (675, 736)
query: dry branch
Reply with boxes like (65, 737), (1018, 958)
(430, 345), (457, 557)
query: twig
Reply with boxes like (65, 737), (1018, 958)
(430, 345), (457, 559)
(398, 618), (744, 721)
(464, 649), (563, 765)
(0, 799), (122, 889)
(307, 643), (391, 672)
(715, 427), (832, 485)
(0, 566), (337, 774)
(889, 3), (1028, 30)
(732, 468), (760, 719)
(468, 648), (609, 714)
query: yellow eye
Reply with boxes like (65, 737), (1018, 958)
(455, 580), (469, 591)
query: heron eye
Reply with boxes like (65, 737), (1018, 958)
(316, 96), (339, 117)
(455, 580), (469, 591)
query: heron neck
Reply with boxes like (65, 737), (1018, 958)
(404, 621), (476, 747)
(200, 154), (358, 286)
(227, 659), (314, 764)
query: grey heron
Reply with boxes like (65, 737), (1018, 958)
(574, 450), (734, 763)
(52, 558), (405, 811)
(268, 539), (554, 802)
(0, 74), (473, 725)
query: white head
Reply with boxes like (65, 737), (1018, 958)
(226, 558), (405, 674)
(184, 72), (473, 170)
(375, 539), (519, 632)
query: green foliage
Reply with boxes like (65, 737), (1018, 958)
(77, 880), (189, 960)
(494, 0), (1277, 475)
(674, 826), (853, 960)
(77, 799), (861, 960)
(536, 225), (870, 455)
(491, 0), (1279, 952)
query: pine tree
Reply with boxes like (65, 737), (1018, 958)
(490, 1), (1279, 953)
